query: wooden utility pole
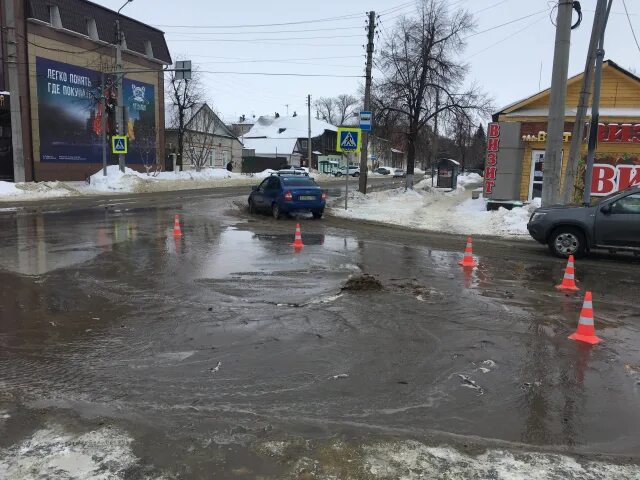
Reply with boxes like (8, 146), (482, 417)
(3, 0), (26, 182)
(542, 1), (573, 206)
(358, 10), (375, 194)
(563, 0), (609, 204)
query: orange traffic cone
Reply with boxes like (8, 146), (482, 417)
(173, 214), (182, 237)
(291, 223), (304, 249)
(568, 291), (601, 345)
(458, 237), (477, 267)
(556, 255), (580, 292)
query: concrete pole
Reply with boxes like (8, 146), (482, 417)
(542, 1), (573, 206)
(116, 19), (125, 173)
(101, 72), (107, 176)
(307, 94), (312, 169)
(358, 10), (376, 194)
(583, 1), (613, 206)
(3, 0), (26, 182)
(563, 0), (608, 204)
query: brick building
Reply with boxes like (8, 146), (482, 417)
(0, 0), (171, 181)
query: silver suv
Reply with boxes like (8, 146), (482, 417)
(527, 186), (640, 257)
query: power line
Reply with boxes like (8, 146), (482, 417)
(153, 12), (364, 29)
(163, 25), (364, 35)
(622, 0), (640, 54)
(199, 71), (365, 78)
(463, 8), (550, 39)
(168, 34), (363, 42)
(467, 15), (548, 59)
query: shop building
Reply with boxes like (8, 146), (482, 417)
(0, 0), (171, 181)
(485, 60), (640, 206)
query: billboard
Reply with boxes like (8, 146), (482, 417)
(35, 57), (155, 164)
(591, 156), (640, 196)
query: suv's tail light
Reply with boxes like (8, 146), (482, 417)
(284, 191), (293, 201)
(321, 192), (327, 201)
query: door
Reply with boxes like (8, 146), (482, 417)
(529, 150), (545, 200)
(253, 178), (270, 210)
(259, 177), (280, 209)
(594, 192), (640, 247)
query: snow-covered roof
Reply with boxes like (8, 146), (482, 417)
(245, 115), (336, 140)
(242, 137), (298, 155)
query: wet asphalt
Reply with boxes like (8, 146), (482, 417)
(0, 181), (639, 479)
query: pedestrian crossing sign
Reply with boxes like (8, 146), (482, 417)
(112, 135), (128, 154)
(336, 127), (362, 153)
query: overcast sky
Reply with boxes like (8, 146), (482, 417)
(94, 0), (639, 124)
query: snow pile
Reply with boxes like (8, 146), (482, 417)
(456, 172), (483, 188)
(0, 180), (80, 200)
(0, 424), (141, 479)
(365, 441), (640, 479)
(331, 176), (539, 238)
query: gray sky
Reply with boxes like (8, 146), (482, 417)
(95, 0), (639, 123)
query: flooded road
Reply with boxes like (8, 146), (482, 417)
(0, 194), (639, 479)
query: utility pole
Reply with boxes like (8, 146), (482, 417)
(101, 72), (107, 176)
(359, 10), (375, 194)
(542, 0), (574, 206)
(115, 19), (125, 173)
(431, 90), (440, 187)
(307, 94), (312, 169)
(583, 0), (613, 206)
(3, 0), (26, 182)
(563, 0), (610, 203)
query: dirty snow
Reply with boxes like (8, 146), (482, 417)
(0, 180), (80, 199)
(0, 424), (142, 479)
(365, 441), (640, 479)
(331, 174), (540, 238)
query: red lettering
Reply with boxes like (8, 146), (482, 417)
(618, 165), (640, 190)
(486, 152), (497, 166)
(485, 180), (495, 194)
(487, 138), (500, 152)
(607, 123), (621, 142)
(488, 123), (500, 138)
(620, 124), (633, 142)
(634, 124), (640, 143)
(485, 166), (497, 180)
(597, 123), (607, 142)
(591, 164), (617, 195)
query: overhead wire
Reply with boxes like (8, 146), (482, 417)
(622, 0), (640, 54)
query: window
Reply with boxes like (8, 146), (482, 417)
(222, 151), (229, 164)
(282, 178), (317, 187)
(208, 151), (215, 167)
(612, 193), (640, 214)
(265, 177), (280, 190)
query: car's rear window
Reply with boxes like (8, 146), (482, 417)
(282, 178), (317, 187)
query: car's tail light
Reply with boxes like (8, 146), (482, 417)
(321, 192), (327, 201)
(284, 191), (293, 201)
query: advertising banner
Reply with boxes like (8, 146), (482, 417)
(36, 57), (155, 164)
(591, 155), (640, 196)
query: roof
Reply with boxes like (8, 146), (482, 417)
(503, 107), (640, 118)
(166, 103), (239, 140)
(494, 60), (640, 120)
(244, 115), (337, 140)
(27, 0), (172, 64)
(242, 138), (298, 155)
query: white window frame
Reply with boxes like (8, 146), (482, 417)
(222, 150), (229, 165)
(529, 149), (564, 201)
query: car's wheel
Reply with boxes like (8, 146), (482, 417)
(353, 172), (360, 177)
(312, 210), (323, 219)
(548, 227), (587, 258)
(272, 203), (281, 220)
(248, 199), (255, 214)
(335, 172), (343, 177)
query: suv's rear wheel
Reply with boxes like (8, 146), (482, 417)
(353, 172), (360, 177)
(272, 203), (281, 220)
(548, 227), (586, 258)
(335, 171), (343, 177)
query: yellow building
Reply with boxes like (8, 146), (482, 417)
(487, 60), (640, 204)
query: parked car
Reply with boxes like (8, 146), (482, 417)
(527, 186), (640, 258)
(374, 167), (391, 175)
(277, 167), (308, 176)
(393, 168), (406, 178)
(248, 175), (326, 219)
(334, 166), (360, 177)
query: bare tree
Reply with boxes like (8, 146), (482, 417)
(166, 61), (204, 171)
(373, 0), (492, 188)
(184, 106), (219, 172)
(314, 94), (359, 125)
(136, 124), (159, 175)
(448, 110), (474, 170)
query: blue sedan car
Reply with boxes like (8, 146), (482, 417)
(248, 174), (327, 219)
